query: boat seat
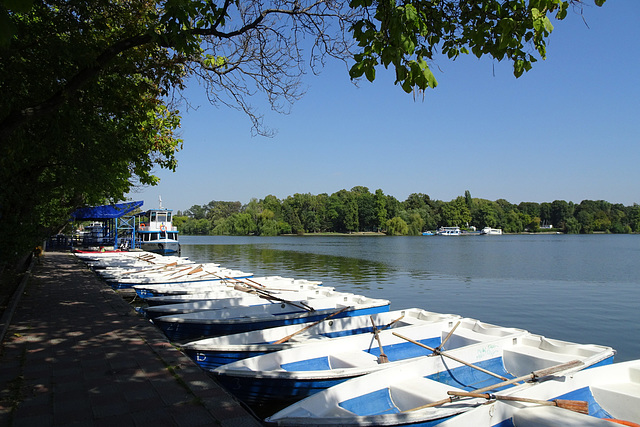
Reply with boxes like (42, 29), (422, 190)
(591, 382), (640, 422)
(389, 377), (460, 412)
(512, 406), (616, 427)
(443, 326), (523, 351)
(329, 351), (379, 368)
(287, 333), (327, 343)
(502, 346), (579, 376)
(443, 327), (502, 349)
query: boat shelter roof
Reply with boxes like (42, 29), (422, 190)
(70, 201), (143, 221)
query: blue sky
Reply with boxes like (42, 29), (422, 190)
(128, 1), (639, 212)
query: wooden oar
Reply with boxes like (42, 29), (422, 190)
(244, 277), (268, 288)
(370, 316), (389, 363)
(435, 320), (460, 352)
(446, 391), (589, 414)
(378, 314), (405, 331)
(121, 261), (179, 275)
(220, 276), (315, 311)
(392, 332), (510, 381)
(187, 265), (204, 275)
(161, 265), (194, 277)
(403, 359), (584, 412)
(169, 265), (205, 279)
(273, 306), (351, 344)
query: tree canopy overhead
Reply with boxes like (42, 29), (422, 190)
(0, 0), (606, 266)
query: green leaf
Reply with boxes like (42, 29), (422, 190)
(4, 0), (35, 13)
(349, 63), (365, 79)
(364, 65), (376, 82)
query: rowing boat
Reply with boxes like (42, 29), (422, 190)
(212, 317), (529, 405)
(434, 358), (639, 427)
(132, 276), (326, 298)
(263, 333), (615, 425)
(181, 308), (461, 370)
(152, 294), (391, 342)
(144, 289), (352, 319)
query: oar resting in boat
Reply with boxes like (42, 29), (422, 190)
(404, 359), (585, 412)
(393, 331), (510, 381)
(447, 390), (589, 414)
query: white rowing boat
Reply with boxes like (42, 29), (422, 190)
(434, 358), (640, 427)
(212, 317), (529, 405)
(152, 294), (391, 342)
(181, 308), (461, 370)
(264, 333), (615, 425)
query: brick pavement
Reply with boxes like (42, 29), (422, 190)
(0, 252), (263, 427)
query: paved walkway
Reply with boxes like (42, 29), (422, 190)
(0, 252), (263, 427)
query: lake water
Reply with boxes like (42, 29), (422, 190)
(180, 234), (640, 362)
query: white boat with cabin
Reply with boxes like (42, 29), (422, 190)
(137, 199), (180, 255)
(438, 227), (461, 236)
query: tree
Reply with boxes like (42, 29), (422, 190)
(550, 200), (574, 229)
(348, 0), (605, 91)
(386, 217), (408, 236)
(1, 1), (183, 264)
(352, 188), (376, 231)
(406, 212), (425, 236)
(440, 196), (471, 228)
(474, 200), (501, 229)
(464, 190), (473, 210)
(373, 189), (388, 231)
(1, 0), (607, 267)
(185, 205), (209, 220)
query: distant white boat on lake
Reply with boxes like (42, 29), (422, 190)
(481, 227), (503, 235)
(438, 227), (461, 236)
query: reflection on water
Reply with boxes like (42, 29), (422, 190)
(184, 243), (394, 289)
(180, 235), (640, 362)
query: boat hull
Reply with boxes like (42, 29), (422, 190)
(181, 309), (459, 370)
(140, 239), (180, 255)
(155, 303), (389, 341)
(264, 332), (615, 426)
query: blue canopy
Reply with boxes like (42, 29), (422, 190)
(70, 201), (143, 221)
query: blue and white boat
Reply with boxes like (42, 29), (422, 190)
(434, 359), (640, 427)
(106, 264), (253, 290)
(132, 275), (325, 298)
(212, 318), (530, 405)
(438, 227), (461, 236)
(264, 333), (615, 425)
(152, 294), (391, 342)
(181, 309), (461, 370)
(97, 260), (206, 281)
(144, 289), (350, 319)
(136, 200), (180, 255)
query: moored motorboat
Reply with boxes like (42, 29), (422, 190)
(136, 204), (180, 255)
(438, 227), (461, 236)
(264, 333), (615, 425)
(211, 318), (529, 405)
(152, 294), (391, 342)
(181, 308), (461, 370)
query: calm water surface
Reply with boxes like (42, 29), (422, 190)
(180, 234), (640, 362)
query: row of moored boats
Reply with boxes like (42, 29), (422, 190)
(75, 250), (640, 426)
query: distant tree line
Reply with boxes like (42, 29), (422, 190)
(173, 188), (640, 236)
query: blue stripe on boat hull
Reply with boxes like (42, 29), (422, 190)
(184, 349), (270, 370)
(183, 325), (416, 370)
(213, 337), (442, 405)
(154, 305), (390, 341)
(212, 372), (348, 406)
